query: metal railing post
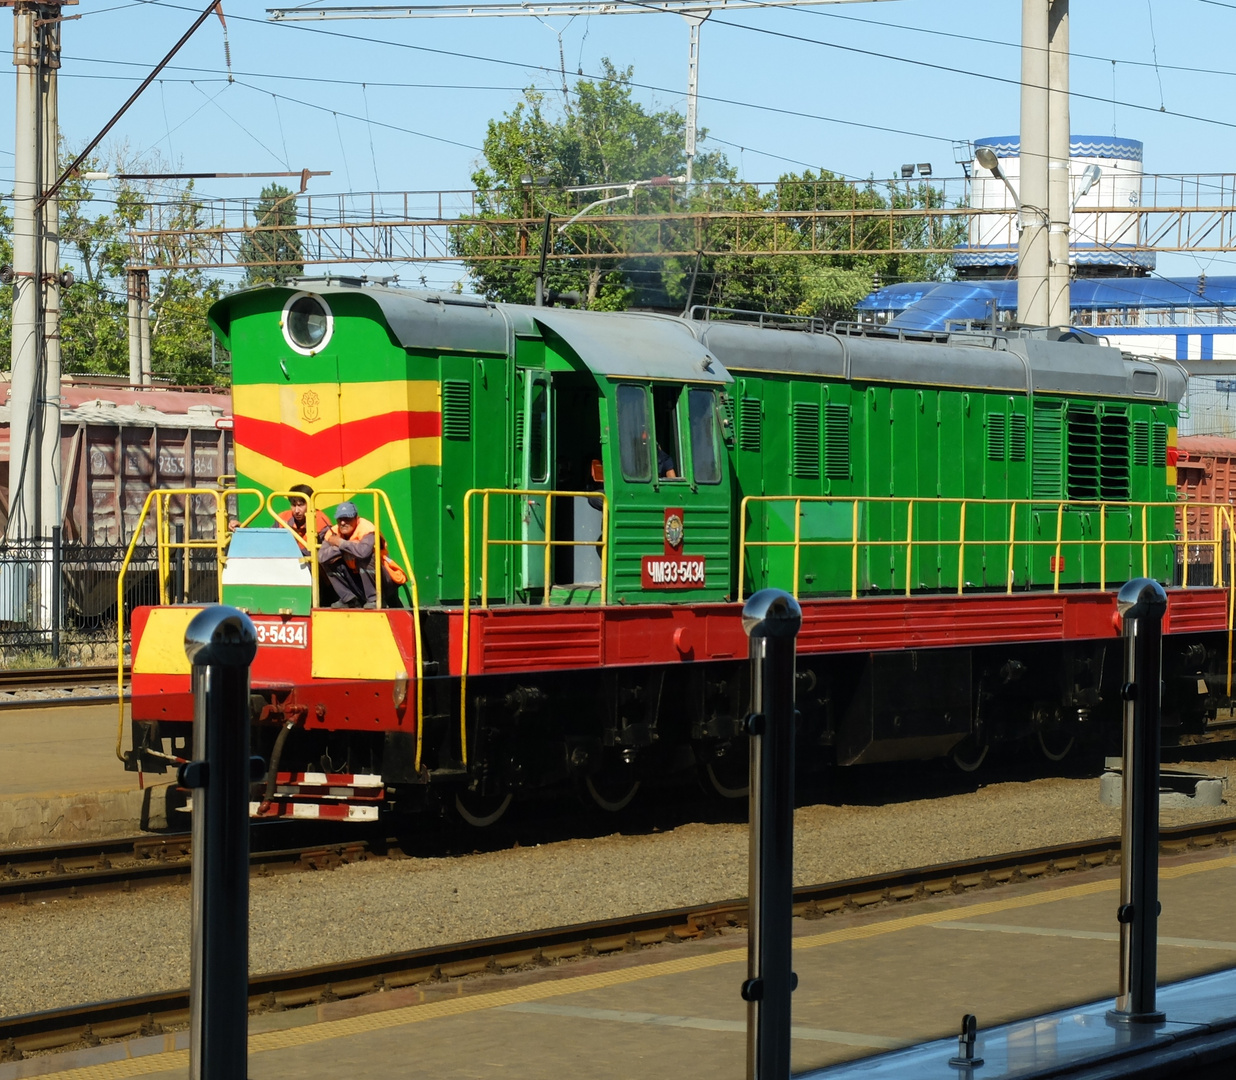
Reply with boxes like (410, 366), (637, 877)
(741, 588), (803, 1080)
(50, 526), (61, 663)
(172, 523), (186, 605)
(179, 606), (260, 1080)
(1108, 577), (1168, 1026)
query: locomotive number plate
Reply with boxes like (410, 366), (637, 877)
(641, 555), (706, 589)
(253, 619), (308, 648)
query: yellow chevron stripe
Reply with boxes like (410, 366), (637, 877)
(236, 438), (440, 492)
(233, 381), (439, 434)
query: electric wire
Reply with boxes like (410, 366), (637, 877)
(186, 81), (288, 169)
(1144, 0), (1167, 112)
(796, 2), (1233, 83)
(361, 83), (382, 191)
(59, 55), (959, 147)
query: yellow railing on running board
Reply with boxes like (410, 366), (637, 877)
(458, 487), (609, 769)
(738, 496), (1233, 600)
(115, 486), (263, 763)
(264, 489), (426, 771)
(739, 495), (1236, 695)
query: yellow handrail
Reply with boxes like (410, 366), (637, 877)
(737, 495), (1231, 604)
(264, 489), (426, 771)
(115, 486), (263, 762)
(460, 487), (609, 769)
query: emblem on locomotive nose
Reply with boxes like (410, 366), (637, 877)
(300, 390), (321, 423)
(664, 513), (684, 549)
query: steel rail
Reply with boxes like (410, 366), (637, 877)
(2, 818), (1235, 1057)
(0, 835), (366, 906)
(0, 666), (130, 711)
(0, 665), (126, 692)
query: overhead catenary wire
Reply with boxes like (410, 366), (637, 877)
(187, 81), (289, 169)
(59, 56), (958, 148)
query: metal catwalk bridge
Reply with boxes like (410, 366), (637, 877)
(128, 173), (1236, 271)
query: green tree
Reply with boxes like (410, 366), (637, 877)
(455, 70), (964, 320)
(0, 202), (13, 366)
(702, 171), (967, 320)
(0, 149), (230, 384)
(452, 61), (733, 309)
(239, 184), (304, 286)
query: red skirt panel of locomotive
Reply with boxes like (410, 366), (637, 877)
(130, 587), (1231, 727)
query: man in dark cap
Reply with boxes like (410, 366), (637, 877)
(317, 501), (378, 608)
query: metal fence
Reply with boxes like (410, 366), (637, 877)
(0, 537), (219, 665)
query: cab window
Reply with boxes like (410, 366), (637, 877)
(617, 384), (651, 482)
(528, 376), (549, 483)
(652, 385), (683, 480)
(688, 388), (721, 485)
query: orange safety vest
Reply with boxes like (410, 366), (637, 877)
(324, 517), (376, 572)
(279, 507), (330, 551)
(325, 518), (408, 585)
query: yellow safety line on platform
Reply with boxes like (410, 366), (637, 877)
(41, 854), (1236, 1080)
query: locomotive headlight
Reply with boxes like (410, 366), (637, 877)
(281, 292), (333, 356)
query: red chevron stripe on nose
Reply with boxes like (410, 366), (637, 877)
(235, 411), (441, 471)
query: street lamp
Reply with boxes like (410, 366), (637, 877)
(1070, 163), (1102, 212)
(975, 146), (1023, 213)
(557, 175), (686, 233)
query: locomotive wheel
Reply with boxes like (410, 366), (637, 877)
(701, 752), (749, 800)
(584, 773), (641, 813)
(951, 738), (989, 773)
(454, 791), (512, 828)
(1037, 726), (1076, 763)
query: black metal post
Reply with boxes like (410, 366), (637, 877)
(49, 526), (61, 663)
(172, 523), (186, 605)
(741, 588), (803, 1080)
(179, 606), (259, 1080)
(534, 211), (552, 308)
(1108, 578), (1168, 1025)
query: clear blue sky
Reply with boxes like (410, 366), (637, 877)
(4, 0), (1234, 288)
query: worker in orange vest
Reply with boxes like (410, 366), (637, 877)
(318, 502), (379, 608)
(279, 483), (331, 553)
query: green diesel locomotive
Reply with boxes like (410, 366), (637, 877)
(125, 282), (1221, 823)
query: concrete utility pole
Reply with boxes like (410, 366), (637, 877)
(1046, 0), (1070, 327)
(38, 8), (62, 536)
(127, 269), (153, 386)
(6, 0), (69, 542)
(1018, 0), (1049, 327)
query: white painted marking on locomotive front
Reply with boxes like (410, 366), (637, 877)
(935, 921), (1236, 951)
(499, 1002), (905, 1049)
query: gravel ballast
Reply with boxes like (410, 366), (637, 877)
(1, 763), (1231, 1019)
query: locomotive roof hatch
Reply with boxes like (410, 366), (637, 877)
(527, 307), (732, 385)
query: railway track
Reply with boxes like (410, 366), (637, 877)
(2, 816), (1235, 1059)
(0, 665), (127, 708)
(0, 832), (366, 905)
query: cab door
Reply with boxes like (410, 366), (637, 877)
(607, 380), (732, 603)
(518, 370), (553, 595)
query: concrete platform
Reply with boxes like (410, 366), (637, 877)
(6, 847), (1236, 1080)
(0, 702), (177, 842)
